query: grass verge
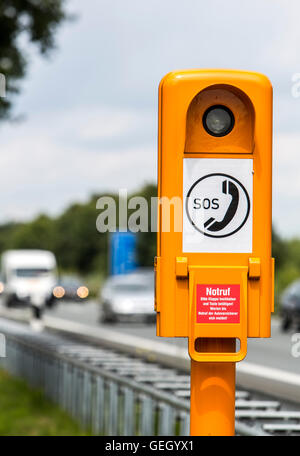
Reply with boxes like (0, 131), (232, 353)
(0, 369), (90, 436)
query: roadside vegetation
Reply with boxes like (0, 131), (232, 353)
(0, 369), (89, 436)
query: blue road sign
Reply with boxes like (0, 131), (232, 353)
(109, 232), (137, 275)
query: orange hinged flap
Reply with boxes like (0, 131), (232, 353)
(188, 265), (248, 363)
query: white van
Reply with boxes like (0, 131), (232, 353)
(1, 250), (57, 308)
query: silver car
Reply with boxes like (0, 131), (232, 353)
(99, 269), (155, 323)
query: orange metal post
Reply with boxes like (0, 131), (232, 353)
(190, 338), (236, 436)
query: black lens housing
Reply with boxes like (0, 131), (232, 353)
(202, 105), (235, 137)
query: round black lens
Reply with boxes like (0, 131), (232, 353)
(203, 105), (234, 137)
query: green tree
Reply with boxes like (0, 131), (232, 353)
(9, 214), (56, 252)
(54, 200), (108, 274)
(0, 222), (20, 252)
(0, 0), (67, 120)
(285, 239), (300, 271)
(272, 226), (288, 270)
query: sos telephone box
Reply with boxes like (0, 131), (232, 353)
(155, 69), (274, 363)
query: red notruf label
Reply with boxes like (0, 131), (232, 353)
(196, 284), (240, 323)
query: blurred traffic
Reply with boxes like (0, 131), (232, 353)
(99, 268), (155, 323)
(0, 245), (156, 326)
(280, 279), (300, 332)
(1, 250), (57, 309)
(0, 250), (90, 315)
(52, 276), (89, 302)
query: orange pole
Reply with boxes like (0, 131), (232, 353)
(190, 338), (236, 436)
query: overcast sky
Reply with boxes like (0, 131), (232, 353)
(1, 0), (300, 238)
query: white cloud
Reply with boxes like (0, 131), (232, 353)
(70, 107), (150, 141)
(0, 107), (156, 221)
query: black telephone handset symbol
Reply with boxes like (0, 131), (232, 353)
(204, 180), (239, 232)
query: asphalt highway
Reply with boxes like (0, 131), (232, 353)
(45, 299), (300, 375)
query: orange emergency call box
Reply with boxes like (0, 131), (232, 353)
(155, 69), (274, 362)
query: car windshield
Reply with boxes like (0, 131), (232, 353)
(60, 278), (80, 286)
(14, 268), (51, 278)
(287, 281), (300, 297)
(112, 282), (153, 293)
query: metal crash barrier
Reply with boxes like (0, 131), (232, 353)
(0, 320), (263, 436)
(0, 321), (191, 436)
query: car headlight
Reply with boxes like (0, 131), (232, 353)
(53, 286), (65, 299)
(77, 286), (89, 299)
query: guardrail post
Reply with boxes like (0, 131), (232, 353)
(108, 381), (118, 436)
(93, 376), (104, 435)
(158, 403), (174, 436)
(123, 387), (134, 436)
